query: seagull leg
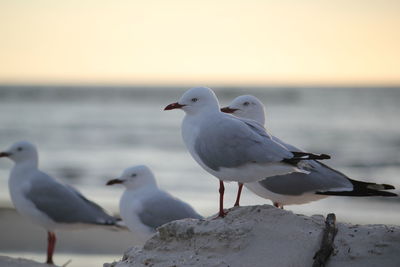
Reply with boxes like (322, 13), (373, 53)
(273, 202), (284, 209)
(46, 231), (56, 264)
(218, 180), (227, 217)
(233, 183), (244, 207)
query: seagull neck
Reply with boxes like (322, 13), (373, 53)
(203, 107), (220, 116)
(258, 113), (266, 127)
(14, 159), (39, 170)
(10, 160), (39, 183)
(254, 106), (266, 126)
(127, 183), (158, 193)
(186, 108), (221, 120)
(238, 110), (266, 126)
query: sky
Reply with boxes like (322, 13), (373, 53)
(0, 0), (399, 86)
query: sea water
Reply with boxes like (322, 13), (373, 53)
(0, 85), (399, 266)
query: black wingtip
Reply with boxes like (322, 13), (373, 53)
(316, 190), (398, 197)
(291, 151), (331, 160)
(319, 154), (331, 160)
(317, 179), (398, 197)
(283, 151), (331, 165)
(382, 184), (396, 190)
(381, 191), (398, 197)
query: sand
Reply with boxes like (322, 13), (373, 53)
(105, 205), (400, 267)
(0, 207), (137, 267)
(3, 205), (399, 266)
(0, 255), (51, 267)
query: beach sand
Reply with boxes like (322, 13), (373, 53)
(0, 255), (50, 267)
(0, 208), (138, 267)
(2, 205), (400, 267)
(106, 205), (400, 267)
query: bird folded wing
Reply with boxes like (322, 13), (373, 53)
(194, 117), (293, 171)
(25, 171), (116, 225)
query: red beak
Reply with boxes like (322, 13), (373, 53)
(220, 107), (238, 113)
(106, 179), (124, 185)
(164, 102), (186, 110)
(0, 152), (10, 157)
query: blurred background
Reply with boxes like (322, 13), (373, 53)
(0, 0), (399, 266)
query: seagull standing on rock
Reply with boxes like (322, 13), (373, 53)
(0, 141), (120, 265)
(164, 87), (330, 217)
(106, 165), (202, 242)
(221, 95), (397, 208)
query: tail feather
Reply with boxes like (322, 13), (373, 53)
(317, 190), (397, 197)
(317, 178), (398, 197)
(367, 183), (395, 190)
(96, 217), (128, 231)
(115, 218), (127, 228)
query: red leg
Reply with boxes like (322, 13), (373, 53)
(218, 180), (227, 217)
(234, 183), (244, 207)
(46, 231), (56, 264)
(273, 202), (284, 209)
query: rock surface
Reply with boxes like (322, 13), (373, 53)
(0, 256), (52, 267)
(105, 205), (400, 267)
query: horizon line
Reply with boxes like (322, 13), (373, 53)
(0, 81), (399, 88)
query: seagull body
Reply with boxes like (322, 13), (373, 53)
(181, 111), (306, 183)
(165, 87), (330, 216)
(0, 141), (119, 264)
(222, 95), (397, 208)
(107, 165), (202, 243)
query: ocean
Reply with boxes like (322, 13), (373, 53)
(0, 85), (399, 266)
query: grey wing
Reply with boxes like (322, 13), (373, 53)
(271, 136), (304, 153)
(194, 116), (294, 171)
(64, 184), (118, 224)
(137, 192), (202, 230)
(26, 171), (117, 225)
(258, 161), (353, 195)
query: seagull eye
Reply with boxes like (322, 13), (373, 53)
(191, 98), (198, 102)
(17, 147), (23, 151)
(243, 102), (250, 106)
(131, 174), (137, 178)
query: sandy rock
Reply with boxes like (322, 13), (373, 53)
(0, 256), (53, 267)
(105, 205), (400, 267)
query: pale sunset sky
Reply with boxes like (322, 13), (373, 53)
(0, 0), (399, 85)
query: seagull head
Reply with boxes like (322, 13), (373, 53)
(106, 165), (157, 190)
(221, 95), (266, 126)
(0, 141), (39, 164)
(164, 87), (220, 115)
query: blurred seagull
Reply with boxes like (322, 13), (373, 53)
(164, 87), (330, 217)
(0, 141), (120, 265)
(221, 95), (397, 208)
(106, 165), (202, 242)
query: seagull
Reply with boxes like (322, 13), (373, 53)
(221, 95), (397, 208)
(106, 165), (202, 242)
(0, 141), (120, 265)
(164, 87), (330, 217)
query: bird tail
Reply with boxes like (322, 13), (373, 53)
(115, 218), (127, 228)
(97, 217), (128, 231)
(110, 219), (129, 231)
(282, 151), (331, 165)
(317, 179), (398, 197)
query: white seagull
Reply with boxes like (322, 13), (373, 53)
(221, 95), (397, 208)
(164, 87), (330, 217)
(0, 141), (120, 265)
(106, 165), (202, 243)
